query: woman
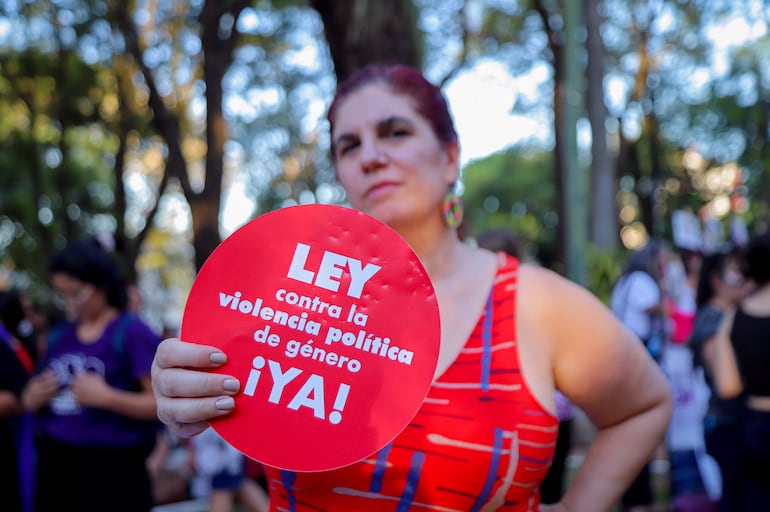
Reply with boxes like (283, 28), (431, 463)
(609, 240), (669, 362)
(712, 231), (770, 510)
(189, 427), (270, 512)
(690, 248), (753, 511)
(21, 239), (161, 512)
(693, 249), (752, 372)
(152, 64), (672, 511)
(608, 241), (670, 512)
(0, 291), (33, 512)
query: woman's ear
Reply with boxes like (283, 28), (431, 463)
(444, 140), (460, 185)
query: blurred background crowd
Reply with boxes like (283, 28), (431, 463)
(2, 1), (770, 511)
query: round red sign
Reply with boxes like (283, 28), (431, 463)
(181, 204), (440, 472)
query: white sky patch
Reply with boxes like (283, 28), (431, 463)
(221, 175), (255, 237)
(444, 60), (549, 166)
(706, 16), (759, 48)
(285, 38), (322, 70)
(0, 19), (9, 40)
(706, 15), (767, 76)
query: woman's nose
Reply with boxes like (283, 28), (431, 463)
(360, 140), (387, 173)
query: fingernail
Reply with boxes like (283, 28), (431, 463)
(215, 397), (235, 411)
(210, 352), (227, 364)
(223, 378), (240, 392)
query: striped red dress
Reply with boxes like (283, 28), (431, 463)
(264, 254), (559, 511)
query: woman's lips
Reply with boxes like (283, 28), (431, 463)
(365, 181), (399, 200)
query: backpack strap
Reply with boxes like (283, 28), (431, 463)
(111, 312), (137, 358)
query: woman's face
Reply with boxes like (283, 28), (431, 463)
(51, 273), (99, 321)
(330, 84), (458, 230)
(717, 259), (754, 304)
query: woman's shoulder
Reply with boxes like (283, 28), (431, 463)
(740, 290), (770, 317)
(517, 262), (572, 292)
(517, 264), (587, 318)
(517, 263), (621, 336)
(622, 269), (658, 287)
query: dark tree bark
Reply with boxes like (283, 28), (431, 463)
(584, 0), (617, 250)
(309, 0), (422, 81)
(645, 111), (664, 238)
(114, 0), (249, 271)
(194, 0), (251, 269)
(534, 1), (567, 271)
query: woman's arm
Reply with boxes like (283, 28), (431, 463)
(710, 308), (743, 398)
(70, 372), (158, 420)
(520, 266), (672, 512)
(151, 338), (241, 437)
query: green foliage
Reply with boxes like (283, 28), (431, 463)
(0, 48), (120, 290)
(462, 147), (558, 265)
(585, 244), (626, 304)
(461, 143), (626, 298)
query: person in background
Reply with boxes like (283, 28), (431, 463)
(474, 226), (524, 260)
(189, 427), (270, 512)
(151, 63), (671, 511)
(21, 239), (161, 512)
(664, 248), (702, 346)
(475, 226), (575, 504)
(609, 239), (669, 512)
(610, 240), (669, 363)
(0, 289), (41, 367)
(661, 245), (724, 511)
(712, 230), (770, 511)
(690, 247), (753, 511)
(146, 426), (196, 506)
(0, 291), (34, 512)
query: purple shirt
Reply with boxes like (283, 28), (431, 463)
(36, 313), (160, 447)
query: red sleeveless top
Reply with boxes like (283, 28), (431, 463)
(264, 254), (559, 511)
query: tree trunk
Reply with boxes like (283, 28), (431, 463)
(535, 1), (566, 272)
(309, 0), (422, 81)
(194, 0), (250, 269)
(584, 0), (617, 250)
(115, 1), (249, 272)
(646, 111), (664, 238)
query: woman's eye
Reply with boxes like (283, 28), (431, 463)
(388, 128), (409, 137)
(338, 141), (359, 156)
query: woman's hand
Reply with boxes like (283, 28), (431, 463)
(71, 371), (112, 408)
(22, 370), (59, 412)
(151, 338), (241, 438)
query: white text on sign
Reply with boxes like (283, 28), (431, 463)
(287, 243), (381, 299)
(243, 355), (351, 425)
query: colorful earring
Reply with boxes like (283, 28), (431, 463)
(443, 191), (464, 228)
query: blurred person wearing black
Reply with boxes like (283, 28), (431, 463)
(690, 248), (753, 511)
(712, 230), (770, 511)
(0, 290), (35, 512)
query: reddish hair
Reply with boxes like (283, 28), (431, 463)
(327, 64), (458, 159)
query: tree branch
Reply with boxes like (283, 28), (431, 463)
(112, 3), (194, 201)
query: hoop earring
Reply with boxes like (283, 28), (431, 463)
(443, 191), (464, 228)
